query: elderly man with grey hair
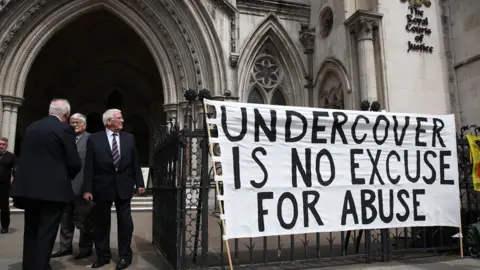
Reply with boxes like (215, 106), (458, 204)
(83, 108), (144, 269)
(10, 98), (81, 270)
(51, 112), (94, 260)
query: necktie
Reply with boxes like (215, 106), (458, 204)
(112, 134), (120, 169)
(75, 136), (79, 144)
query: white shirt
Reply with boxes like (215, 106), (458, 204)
(106, 129), (120, 156)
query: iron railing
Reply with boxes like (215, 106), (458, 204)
(151, 121), (478, 269)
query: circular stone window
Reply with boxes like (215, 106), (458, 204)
(320, 7), (334, 38)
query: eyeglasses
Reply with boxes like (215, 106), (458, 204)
(70, 121), (83, 125)
(109, 117), (124, 121)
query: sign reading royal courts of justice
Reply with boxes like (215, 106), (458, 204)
(402, 0), (434, 53)
(204, 99), (460, 239)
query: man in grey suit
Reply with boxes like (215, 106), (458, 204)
(51, 113), (94, 260)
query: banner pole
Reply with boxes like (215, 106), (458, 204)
(203, 102), (234, 270)
(459, 224), (464, 258)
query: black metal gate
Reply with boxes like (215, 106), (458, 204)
(151, 122), (479, 269)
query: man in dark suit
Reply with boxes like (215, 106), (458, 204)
(10, 99), (81, 270)
(51, 113), (93, 259)
(0, 136), (17, 234)
(83, 108), (144, 269)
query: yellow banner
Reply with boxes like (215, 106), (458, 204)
(466, 135), (480, 191)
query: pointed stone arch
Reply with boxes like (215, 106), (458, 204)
(0, 0), (227, 106)
(179, 0), (228, 96)
(238, 13), (306, 106)
(246, 87), (267, 104)
(314, 58), (352, 109)
(0, 0), (176, 103)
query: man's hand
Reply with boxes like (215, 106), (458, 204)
(83, 192), (93, 201)
(137, 188), (145, 196)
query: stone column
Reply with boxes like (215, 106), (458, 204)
(345, 11), (383, 104)
(178, 101), (189, 130)
(163, 103), (179, 129)
(1, 96), (23, 152)
(299, 25), (315, 107)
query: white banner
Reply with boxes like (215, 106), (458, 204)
(204, 99), (460, 240)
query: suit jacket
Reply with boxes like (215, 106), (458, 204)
(0, 151), (17, 184)
(10, 115), (82, 203)
(83, 130), (144, 201)
(71, 131), (90, 196)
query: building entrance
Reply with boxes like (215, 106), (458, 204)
(16, 9), (166, 166)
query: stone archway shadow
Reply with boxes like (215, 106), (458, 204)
(0, 0), (228, 149)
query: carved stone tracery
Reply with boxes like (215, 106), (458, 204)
(247, 41), (288, 105)
(320, 85), (344, 109)
(252, 55), (282, 91)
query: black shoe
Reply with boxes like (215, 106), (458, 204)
(74, 250), (92, 260)
(0, 228), (8, 234)
(91, 260), (110, 268)
(51, 249), (73, 258)
(116, 258), (131, 269)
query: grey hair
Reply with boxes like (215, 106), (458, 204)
(102, 109), (121, 126)
(71, 113), (87, 124)
(48, 98), (71, 116)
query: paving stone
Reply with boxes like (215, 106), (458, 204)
(0, 212), (169, 269)
(3, 213), (480, 269)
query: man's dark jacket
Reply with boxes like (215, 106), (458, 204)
(10, 115), (82, 204)
(82, 131), (144, 201)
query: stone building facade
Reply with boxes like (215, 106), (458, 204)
(0, 0), (470, 160)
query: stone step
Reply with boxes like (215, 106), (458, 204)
(9, 196), (153, 213)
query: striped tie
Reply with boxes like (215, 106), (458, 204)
(112, 133), (120, 169)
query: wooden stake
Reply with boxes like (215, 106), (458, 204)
(204, 102), (234, 270)
(459, 225), (464, 258)
(458, 204), (464, 258)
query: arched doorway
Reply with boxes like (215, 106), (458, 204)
(0, 0), (228, 155)
(16, 9), (164, 166)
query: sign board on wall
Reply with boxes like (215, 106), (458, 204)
(204, 99), (460, 239)
(402, 0), (434, 53)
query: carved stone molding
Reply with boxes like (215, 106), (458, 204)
(299, 26), (315, 54)
(237, 0), (310, 24)
(1, 95), (24, 107)
(0, 0), (50, 62)
(160, 0), (203, 87)
(230, 15), (237, 52)
(344, 10), (383, 41)
(0, 0), (209, 94)
(229, 53), (239, 67)
(163, 102), (178, 121)
(210, 0), (236, 17)
(210, 0), (238, 53)
(0, 0), (13, 13)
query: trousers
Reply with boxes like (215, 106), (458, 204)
(58, 201), (93, 253)
(0, 182), (10, 229)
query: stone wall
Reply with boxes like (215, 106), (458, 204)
(447, 0), (480, 125)
(378, 0), (451, 114)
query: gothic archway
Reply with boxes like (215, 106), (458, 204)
(0, 0), (227, 150)
(238, 13), (306, 106)
(314, 58), (352, 109)
(17, 9), (162, 161)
